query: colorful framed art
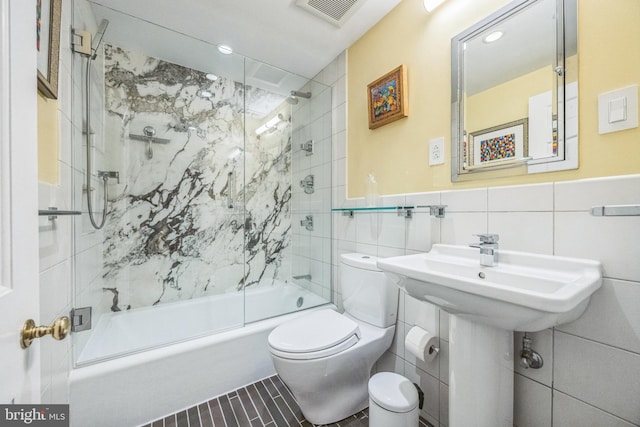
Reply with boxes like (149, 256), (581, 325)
(36, 0), (62, 99)
(469, 118), (528, 168)
(367, 65), (408, 129)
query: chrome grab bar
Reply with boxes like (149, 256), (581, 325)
(38, 207), (82, 220)
(590, 205), (640, 217)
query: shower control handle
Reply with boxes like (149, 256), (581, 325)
(98, 170), (120, 184)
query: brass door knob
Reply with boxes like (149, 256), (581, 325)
(20, 316), (70, 349)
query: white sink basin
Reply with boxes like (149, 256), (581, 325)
(377, 244), (602, 331)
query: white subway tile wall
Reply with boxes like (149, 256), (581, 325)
(332, 171), (640, 426)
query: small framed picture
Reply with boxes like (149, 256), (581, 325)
(36, 0), (62, 99)
(367, 65), (408, 129)
(469, 118), (528, 167)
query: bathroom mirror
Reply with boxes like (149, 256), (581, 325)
(451, 0), (578, 181)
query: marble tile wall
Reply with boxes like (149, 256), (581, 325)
(94, 45), (294, 311)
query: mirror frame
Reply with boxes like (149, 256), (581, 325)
(451, 0), (576, 182)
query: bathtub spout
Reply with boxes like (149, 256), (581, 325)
(293, 274), (312, 281)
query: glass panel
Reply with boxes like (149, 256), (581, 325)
(72, 1), (247, 365)
(243, 60), (333, 324)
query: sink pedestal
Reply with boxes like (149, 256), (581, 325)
(449, 316), (513, 427)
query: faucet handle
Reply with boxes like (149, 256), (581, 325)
(474, 233), (499, 244)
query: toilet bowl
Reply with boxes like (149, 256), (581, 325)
(268, 253), (399, 425)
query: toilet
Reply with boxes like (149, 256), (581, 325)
(267, 253), (399, 425)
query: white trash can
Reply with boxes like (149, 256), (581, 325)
(368, 372), (420, 427)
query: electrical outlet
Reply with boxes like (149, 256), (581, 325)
(429, 137), (445, 166)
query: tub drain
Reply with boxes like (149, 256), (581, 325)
(296, 297), (304, 308)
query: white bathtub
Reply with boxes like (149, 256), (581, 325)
(69, 283), (331, 427)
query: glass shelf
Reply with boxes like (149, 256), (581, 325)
(332, 205), (446, 218)
(331, 206), (414, 212)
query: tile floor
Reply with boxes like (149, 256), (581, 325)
(142, 375), (432, 427)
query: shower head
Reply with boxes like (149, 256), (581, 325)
(286, 90), (311, 105)
(291, 90), (312, 99)
(91, 19), (110, 58)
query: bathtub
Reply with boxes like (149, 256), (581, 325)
(69, 283), (331, 427)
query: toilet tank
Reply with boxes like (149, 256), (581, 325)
(340, 253), (398, 328)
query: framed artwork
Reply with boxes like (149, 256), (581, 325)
(36, 0), (62, 99)
(367, 65), (408, 129)
(469, 118), (528, 168)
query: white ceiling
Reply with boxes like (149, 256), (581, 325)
(89, 0), (401, 80)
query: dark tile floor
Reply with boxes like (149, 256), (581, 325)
(142, 375), (432, 427)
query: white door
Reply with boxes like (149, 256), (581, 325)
(0, 0), (42, 403)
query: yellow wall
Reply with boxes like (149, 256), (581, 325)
(37, 92), (59, 184)
(347, 0), (640, 196)
(466, 65), (554, 134)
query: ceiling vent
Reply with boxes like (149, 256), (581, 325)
(295, 0), (365, 27)
(250, 63), (287, 86)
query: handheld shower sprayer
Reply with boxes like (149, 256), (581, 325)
(91, 19), (110, 59)
(72, 18), (112, 229)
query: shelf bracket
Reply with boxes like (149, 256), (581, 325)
(419, 205), (447, 218)
(397, 207), (413, 219)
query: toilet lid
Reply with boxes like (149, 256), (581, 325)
(268, 309), (360, 359)
(368, 372), (419, 413)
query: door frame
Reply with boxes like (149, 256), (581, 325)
(0, 0), (42, 404)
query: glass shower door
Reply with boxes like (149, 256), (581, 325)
(71, 0), (249, 365)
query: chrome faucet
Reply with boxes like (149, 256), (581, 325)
(469, 233), (499, 267)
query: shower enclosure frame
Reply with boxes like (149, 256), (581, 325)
(69, 0), (334, 367)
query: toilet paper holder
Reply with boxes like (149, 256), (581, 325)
(405, 326), (439, 362)
(427, 343), (439, 356)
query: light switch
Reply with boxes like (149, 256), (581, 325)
(608, 97), (627, 123)
(598, 85), (638, 134)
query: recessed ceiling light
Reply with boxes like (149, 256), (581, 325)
(217, 45), (233, 55)
(423, 0), (446, 12)
(199, 90), (213, 98)
(206, 73), (218, 81)
(483, 31), (504, 43)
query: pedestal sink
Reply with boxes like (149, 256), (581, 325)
(377, 244), (602, 427)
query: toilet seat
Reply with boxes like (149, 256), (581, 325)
(268, 309), (361, 360)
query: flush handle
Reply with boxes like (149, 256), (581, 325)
(20, 316), (70, 349)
